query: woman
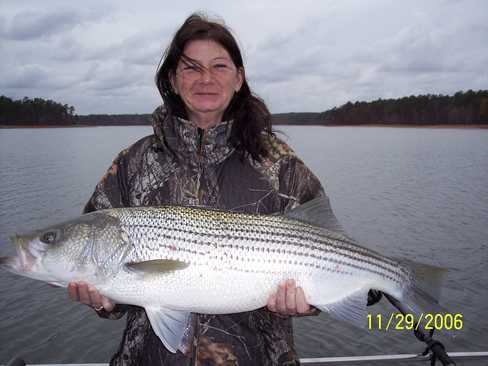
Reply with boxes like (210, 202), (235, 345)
(68, 13), (339, 365)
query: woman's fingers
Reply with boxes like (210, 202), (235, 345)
(67, 282), (79, 302)
(285, 279), (297, 314)
(267, 293), (277, 312)
(77, 282), (92, 305)
(296, 286), (310, 314)
(88, 285), (103, 309)
(275, 282), (287, 313)
(101, 296), (115, 312)
(67, 281), (115, 311)
(267, 279), (311, 316)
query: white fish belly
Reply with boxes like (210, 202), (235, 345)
(100, 264), (402, 314)
(105, 267), (288, 313)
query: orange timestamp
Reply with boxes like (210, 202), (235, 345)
(367, 312), (463, 331)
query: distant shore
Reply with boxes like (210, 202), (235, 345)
(0, 124), (95, 129)
(3, 90), (487, 130)
(0, 124), (147, 129)
(2, 123), (488, 129)
(323, 123), (488, 129)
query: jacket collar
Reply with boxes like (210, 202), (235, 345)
(151, 105), (235, 165)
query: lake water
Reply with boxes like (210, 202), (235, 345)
(0, 126), (487, 365)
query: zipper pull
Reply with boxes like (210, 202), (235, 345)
(197, 128), (205, 156)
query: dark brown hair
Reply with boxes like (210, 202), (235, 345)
(155, 13), (272, 161)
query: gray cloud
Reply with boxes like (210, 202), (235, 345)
(2, 64), (50, 89)
(246, 0), (488, 112)
(1, 0), (487, 114)
(1, 9), (89, 41)
(1, 64), (82, 90)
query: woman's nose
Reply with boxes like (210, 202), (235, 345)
(200, 67), (212, 82)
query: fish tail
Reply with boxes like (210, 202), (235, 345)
(400, 259), (448, 316)
(389, 260), (457, 337)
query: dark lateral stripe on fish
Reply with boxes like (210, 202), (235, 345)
(125, 214), (408, 281)
(220, 214), (406, 274)
(130, 229), (402, 283)
(226, 223), (399, 267)
(123, 223), (407, 285)
(129, 206), (401, 269)
(128, 212), (371, 259)
(217, 243), (404, 285)
(124, 218), (407, 282)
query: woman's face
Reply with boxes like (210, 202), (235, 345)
(171, 39), (243, 128)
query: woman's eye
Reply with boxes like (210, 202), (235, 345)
(214, 64), (228, 69)
(40, 231), (58, 244)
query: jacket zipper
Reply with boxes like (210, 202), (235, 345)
(196, 128), (206, 204)
(197, 128), (205, 157)
(192, 128), (205, 366)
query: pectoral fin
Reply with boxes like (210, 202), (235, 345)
(145, 307), (192, 353)
(125, 259), (189, 274)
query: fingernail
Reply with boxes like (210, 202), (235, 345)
(287, 279), (295, 287)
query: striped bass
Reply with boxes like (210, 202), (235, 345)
(0, 197), (445, 352)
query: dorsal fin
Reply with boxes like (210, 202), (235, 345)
(284, 195), (346, 234)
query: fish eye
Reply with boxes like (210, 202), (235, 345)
(40, 230), (59, 244)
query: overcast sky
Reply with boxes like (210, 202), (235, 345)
(1, 0), (487, 114)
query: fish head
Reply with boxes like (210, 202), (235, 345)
(0, 211), (132, 287)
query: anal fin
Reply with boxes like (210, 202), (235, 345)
(316, 289), (369, 329)
(145, 307), (191, 353)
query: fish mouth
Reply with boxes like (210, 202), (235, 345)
(0, 234), (37, 274)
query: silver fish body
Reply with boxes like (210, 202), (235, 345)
(0, 197), (444, 352)
(105, 204), (409, 311)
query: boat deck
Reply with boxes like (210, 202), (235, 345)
(3, 351), (488, 365)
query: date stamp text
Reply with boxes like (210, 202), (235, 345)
(367, 313), (463, 331)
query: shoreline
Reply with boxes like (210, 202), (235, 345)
(1, 123), (487, 129)
(0, 124), (147, 129)
(322, 123), (488, 129)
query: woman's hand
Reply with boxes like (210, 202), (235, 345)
(267, 279), (314, 316)
(68, 281), (115, 312)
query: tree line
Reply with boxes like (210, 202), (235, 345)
(0, 95), (75, 125)
(1, 90), (488, 126)
(321, 90), (488, 125)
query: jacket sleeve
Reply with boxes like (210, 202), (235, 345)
(83, 151), (129, 214)
(280, 156), (324, 207)
(280, 156), (342, 222)
(83, 152), (130, 319)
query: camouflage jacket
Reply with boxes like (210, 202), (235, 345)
(84, 106), (327, 366)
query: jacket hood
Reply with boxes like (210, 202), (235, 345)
(151, 105), (235, 165)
